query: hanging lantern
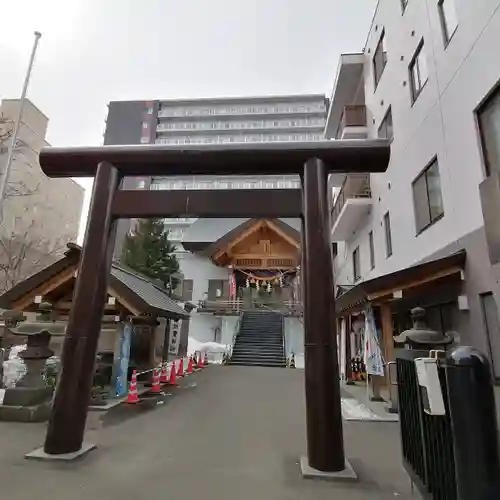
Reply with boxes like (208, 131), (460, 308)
(274, 278), (279, 285)
(279, 275), (284, 288)
(245, 278), (250, 288)
(250, 278), (256, 284)
(267, 282), (272, 293)
(256, 281), (260, 291)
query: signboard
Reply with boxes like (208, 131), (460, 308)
(229, 272), (237, 298)
(115, 321), (132, 397)
(168, 318), (182, 356)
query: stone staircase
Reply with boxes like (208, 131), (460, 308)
(229, 310), (286, 368)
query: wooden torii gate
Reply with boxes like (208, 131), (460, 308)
(38, 140), (389, 475)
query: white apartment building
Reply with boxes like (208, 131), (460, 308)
(326, 0), (500, 378)
(0, 99), (84, 291)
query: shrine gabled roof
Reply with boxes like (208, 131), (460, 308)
(0, 243), (188, 319)
(182, 218), (301, 256)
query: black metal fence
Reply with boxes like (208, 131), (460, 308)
(397, 347), (500, 500)
(397, 350), (456, 500)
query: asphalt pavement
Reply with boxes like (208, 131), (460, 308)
(0, 365), (415, 499)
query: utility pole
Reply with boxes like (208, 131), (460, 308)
(0, 31), (42, 218)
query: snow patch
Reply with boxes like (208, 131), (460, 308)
(187, 338), (229, 364)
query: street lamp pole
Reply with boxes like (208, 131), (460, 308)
(0, 31), (42, 217)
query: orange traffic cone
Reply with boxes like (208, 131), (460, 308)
(168, 361), (178, 385)
(177, 358), (184, 377)
(160, 364), (168, 383)
(151, 368), (161, 393)
(198, 352), (205, 369)
(126, 370), (139, 404)
(186, 356), (194, 374)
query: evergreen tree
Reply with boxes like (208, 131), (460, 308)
(122, 219), (180, 290)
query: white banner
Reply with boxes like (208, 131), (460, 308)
(168, 318), (182, 356)
(363, 309), (384, 376)
(339, 318), (346, 381)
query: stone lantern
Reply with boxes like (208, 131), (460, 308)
(0, 302), (66, 422)
(393, 307), (454, 351)
(389, 307), (454, 414)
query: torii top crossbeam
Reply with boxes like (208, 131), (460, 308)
(39, 140), (390, 178)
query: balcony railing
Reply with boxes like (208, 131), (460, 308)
(335, 105), (367, 139)
(197, 299), (303, 316)
(330, 174), (371, 228)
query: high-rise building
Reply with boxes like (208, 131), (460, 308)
(103, 94), (327, 257)
(0, 99), (84, 291)
(326, 0), (500, 381)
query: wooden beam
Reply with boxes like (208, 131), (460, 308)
(266, 220), (300, 248)
(380, 303), (395, 389)
(39, 140), (391, 178)
(226, 220), (266, 253)
(12, 265), (78, 311)
(107, 287), (142, 316)
(112, 189), (302, 218)
(367, 266), (463, 302)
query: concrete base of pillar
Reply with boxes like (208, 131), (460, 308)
(300, 456), (358, 482)
(25, 442), (96, 461)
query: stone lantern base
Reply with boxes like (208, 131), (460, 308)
(0, 387), (54, 422)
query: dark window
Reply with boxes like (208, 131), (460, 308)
(368, 231), (375, 269)
(412, 157), (444, 233)
(181, 279), (193, 301)
(383, 212), (393, 257)
(401, 0), (409, 12)
(409, 40), (429, 102)
(438, 0), (458, 45)
(352, 246), (361, 281)
(478, 85), (500, 177)
(378, 107), (393, 140)
(373, 30), (387, 88)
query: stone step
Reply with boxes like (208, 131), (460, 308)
(228, 360), (287, 367)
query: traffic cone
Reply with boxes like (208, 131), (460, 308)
(289, 353), (296, 369)
(177, 357), (184, 377)
(203, 351), (209, 366)
(151, 368), (161, 393)
(126, 370), (139, 404)
(168, 361), (178, 385)
(198, 352), (205, 369)
(160, 364), (168, 383)
(186, 356), (194, 374)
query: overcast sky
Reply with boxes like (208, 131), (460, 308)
(1, 0), (376, 237)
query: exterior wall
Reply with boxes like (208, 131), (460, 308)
(331, 0), (500, 360)
(0, 99), (84, 290)
(221, 316), (239, 346)
(178, 252), (230, 343)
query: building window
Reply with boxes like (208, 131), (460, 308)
(401, 0), (409, 12)
(373, 30), (388, 88)
(384, 212), (393, 257)
(140, 137), (149, 144)
(478, 85), (500, 177)
(412, 157), (444, 233)
(352, 246), (361, 281)
(142, 122), (148, 129)
(409, 40), (429, 102)
(146, 106), (153, 114)
(438, 0), (458, 45)
(369, 231), (375, 269)
(378, 107), (393, 140)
